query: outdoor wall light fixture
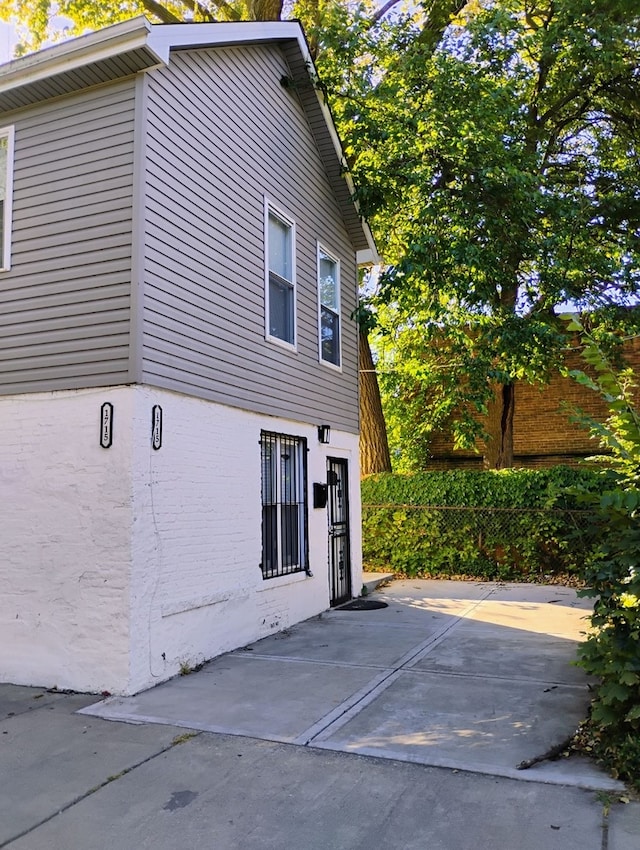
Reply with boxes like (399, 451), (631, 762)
(317, 424), (331, 444)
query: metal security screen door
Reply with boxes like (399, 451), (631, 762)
(327, 458), (352, 606)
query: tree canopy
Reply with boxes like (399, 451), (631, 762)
(339, 0), (640, 469)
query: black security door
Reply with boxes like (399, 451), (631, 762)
(327, 458), (352, 606)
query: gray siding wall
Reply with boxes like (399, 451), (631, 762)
(0, 80), (136, 393)
(143, 45), (360, 433)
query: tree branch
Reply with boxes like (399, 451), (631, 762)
(205, 0), (242, 21)
(416, 0), (469, 53)
(369, 0), (405, 26)
(537, 80), (594, 127)
(143, 0), (239, 23)
(248, 0), (284, 22)
(142, 0), (182, 24)
(525, 1), (558, 135)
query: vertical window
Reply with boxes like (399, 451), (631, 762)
(0, 126), (14, 271)
(260, 431), (308, 579)
(318, 246), (341, 367)
(266, 205), (296, 346)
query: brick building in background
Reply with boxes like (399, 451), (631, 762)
(426, 336), (640, 470)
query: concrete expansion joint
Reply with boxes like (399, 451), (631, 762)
(293, 588), (497, 748)
(601, 805), (610, 850)
(234, 651), (389, 671)
(401, 667), (590, 690)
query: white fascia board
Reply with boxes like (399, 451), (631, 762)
(147, 20), (305, 55)
(305, 68), (380, 264)
(0, 16), (165, 96)
(346, 184), (378, 264)
(283, 26), (379, 263)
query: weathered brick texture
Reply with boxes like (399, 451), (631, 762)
(426, 338), (640, 469)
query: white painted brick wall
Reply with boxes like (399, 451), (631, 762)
(0, 385), (362, 695)
(128, 387), (362, 693)
(0, 387), (133, 693)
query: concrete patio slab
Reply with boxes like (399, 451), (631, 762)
(609, 800), (640, 850)
(6, 732), (608, 850)
(3, 579), (640, 850)
(80, 578), (620, 792)
(462, 598), (592, 640)
(241, 617), (439, 668)
(377, 579), (497, 601)
(411, 622), (590, 685)
(313, 667), (616, 788)
(488, 583), (594, 608)
(361, 570), (395, 594)
(324, 579), (495, 627)
(82, 653), (379, 743)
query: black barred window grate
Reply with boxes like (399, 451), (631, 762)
(260, 431), (308, 579)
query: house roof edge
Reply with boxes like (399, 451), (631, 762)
(0, 17), (378, 259)
(148, 20), (378, 257)
(0, 17), (161, 95)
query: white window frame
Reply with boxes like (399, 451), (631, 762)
(265, 199), (297, 351)
(317, 243), (342, 370)
(0, 125), (15, 272)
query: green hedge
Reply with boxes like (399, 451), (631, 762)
(361, 468), (601, 580)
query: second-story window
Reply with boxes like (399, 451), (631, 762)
(0, 126), (15, 271)
(318, 246), (341, 367)
(266, 205), (296, 347)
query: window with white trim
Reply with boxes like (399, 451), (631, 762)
(260, 431), (308, 579)
(318, 246), (341, 367)
(266, 205), (296, 346)
(0, 126), (15, 271)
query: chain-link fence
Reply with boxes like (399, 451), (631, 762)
(362, 503), (598, 579)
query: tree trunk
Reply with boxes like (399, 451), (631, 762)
(359, 328), (392, 476)
(247, 0), (284, 20)
(482, 382), (515, 469)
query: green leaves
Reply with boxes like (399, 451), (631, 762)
(332, 1), (640, 469)
(361, 466), (600, 578)
(566, 327), (640, 789)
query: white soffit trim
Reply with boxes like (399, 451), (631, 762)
(0, 17), (164, 96)
(357, 248), (377, 265)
